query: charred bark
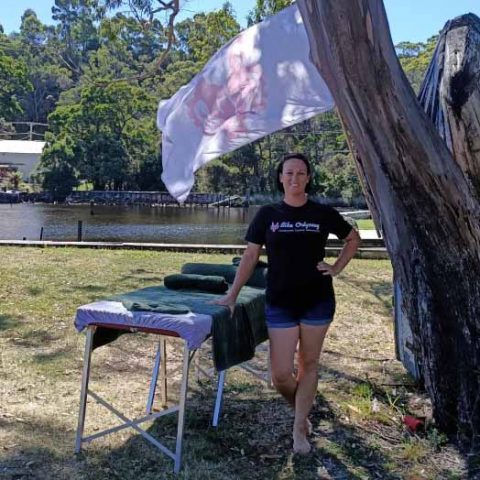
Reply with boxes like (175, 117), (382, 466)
(419, 13), (480, 200)
(298, 0), (480, 446)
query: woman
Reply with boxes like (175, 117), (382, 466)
(216, 153), (360, 454)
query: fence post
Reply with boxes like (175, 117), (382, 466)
(77, 220), (83, 242)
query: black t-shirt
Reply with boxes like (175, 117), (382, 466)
(245, 200), (352, 311)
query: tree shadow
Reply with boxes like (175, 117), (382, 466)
(26, 286), (43, 296)
(0, 314), (19, 331)
(324, 347), (393, 363)
(118, 275), (165, 284)
(1, 364), (465, 479)
(0, 415), (86, 479)
(11, 329), (60, 348)
(338, 276), (393, 314)
(130, 269), (156, 275)
(71, 381), (405, 479)
(75, 285), (108, 293)
(468, 454), (480, 479)
(33, 345), (73, 364)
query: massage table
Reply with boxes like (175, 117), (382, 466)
(73, 277), (267, 473)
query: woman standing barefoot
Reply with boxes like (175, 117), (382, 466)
(216, 153), (360, 454)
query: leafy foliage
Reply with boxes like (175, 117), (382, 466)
(175, 3), (240, 66)
(42, 81), (159, 196)
(2, 1), (437, 203)
(0, 39), (31, 120)
(396, 37), (437, 93)
(247, 0), (294, 25)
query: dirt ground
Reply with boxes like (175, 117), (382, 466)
(0, 248), (470, 479)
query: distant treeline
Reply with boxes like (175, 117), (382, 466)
(0, 1), (436, 202)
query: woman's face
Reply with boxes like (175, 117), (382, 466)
(279, 158), (310, 195)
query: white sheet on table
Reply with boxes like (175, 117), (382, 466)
(75, 300), (212, 349)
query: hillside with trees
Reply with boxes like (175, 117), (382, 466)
(0, 0), (435, 202)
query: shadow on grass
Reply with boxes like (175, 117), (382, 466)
(339, 277), (393, 314)
(70, 386), (404, 480)
(76, 285), (108, 293)
(322, 364), (376, 387)
(118, 275), (164, 284)
(115, 387), (467, 479)
(12, 329), (60, 348)
(0, 314), (20, 330)
(129, 269), (156, 275)
(324, 347), (393, 363)
(33, 345), (73, 364)
(322, 364), (420, 411)
(26, 286), (43, 296)
(60, 278), (165, 298)
(0, 415), (88, 480)
(1, 377), (466, 480)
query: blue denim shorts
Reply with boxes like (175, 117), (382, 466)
(265, 299), (336, 329)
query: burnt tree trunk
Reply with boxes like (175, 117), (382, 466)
(297, 0), (480, 445)
(419, 13), (480, 200)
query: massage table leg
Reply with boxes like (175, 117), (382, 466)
(75, 326), (95, 453)
(160, 338), (167, 406)
(212, 370), (226, 427)
(146, 337), (168, 414)
(174, 345), (191, 473)
(75, 329), (192, 473)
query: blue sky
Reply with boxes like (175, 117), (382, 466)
(1, 0), (479, 45)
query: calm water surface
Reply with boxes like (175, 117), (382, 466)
(0, 204), (260, 244)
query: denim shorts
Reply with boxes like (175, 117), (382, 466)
(265, 299), (336, 329)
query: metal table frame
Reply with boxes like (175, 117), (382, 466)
(75, 323), (270, 473)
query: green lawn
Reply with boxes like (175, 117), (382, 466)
(355, 218), (375, 230)
(0, 247), (465, 479)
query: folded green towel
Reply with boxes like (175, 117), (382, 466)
(121, 299), (190, 314)
(164, 274), (228, 293)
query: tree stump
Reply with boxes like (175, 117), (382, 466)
(419, 13), (480, 200)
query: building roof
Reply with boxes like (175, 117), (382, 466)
(0, 140), (46, 154)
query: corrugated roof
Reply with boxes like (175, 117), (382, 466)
(0, 140), (46, 154)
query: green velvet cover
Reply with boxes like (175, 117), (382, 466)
(181, 262), (267, 289)
(181, 263), (237, 283)
(93, 284), (267, 371)
(164, 273), (228, 293)
(121, 298), (190, 314)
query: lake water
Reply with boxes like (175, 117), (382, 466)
(0, 204), (259, 244)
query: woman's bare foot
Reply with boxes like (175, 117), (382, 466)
(293, 422), (311, 454)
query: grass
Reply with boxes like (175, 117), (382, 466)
(0, 247), (467, 479)
(73, 182), (94, 191)
(355, 219), (375, 230)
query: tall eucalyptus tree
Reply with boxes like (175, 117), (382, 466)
(298, 0), (480, 445)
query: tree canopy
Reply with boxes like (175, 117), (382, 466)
(0, 38), (31, 121)
(1, 0), (436, 202)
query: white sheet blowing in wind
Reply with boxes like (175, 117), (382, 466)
(157, 4), (334, 203)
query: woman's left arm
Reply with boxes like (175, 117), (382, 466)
(317, 228), (361, 276)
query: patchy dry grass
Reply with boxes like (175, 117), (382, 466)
(0, 247), (467, 479)
(353, 219), (375, 230)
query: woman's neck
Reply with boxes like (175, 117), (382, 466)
(283, 193), (308, 207)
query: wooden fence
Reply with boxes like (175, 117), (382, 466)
(66, 191), (233, 206)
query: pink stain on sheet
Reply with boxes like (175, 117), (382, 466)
(186, 36), (267, 139)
